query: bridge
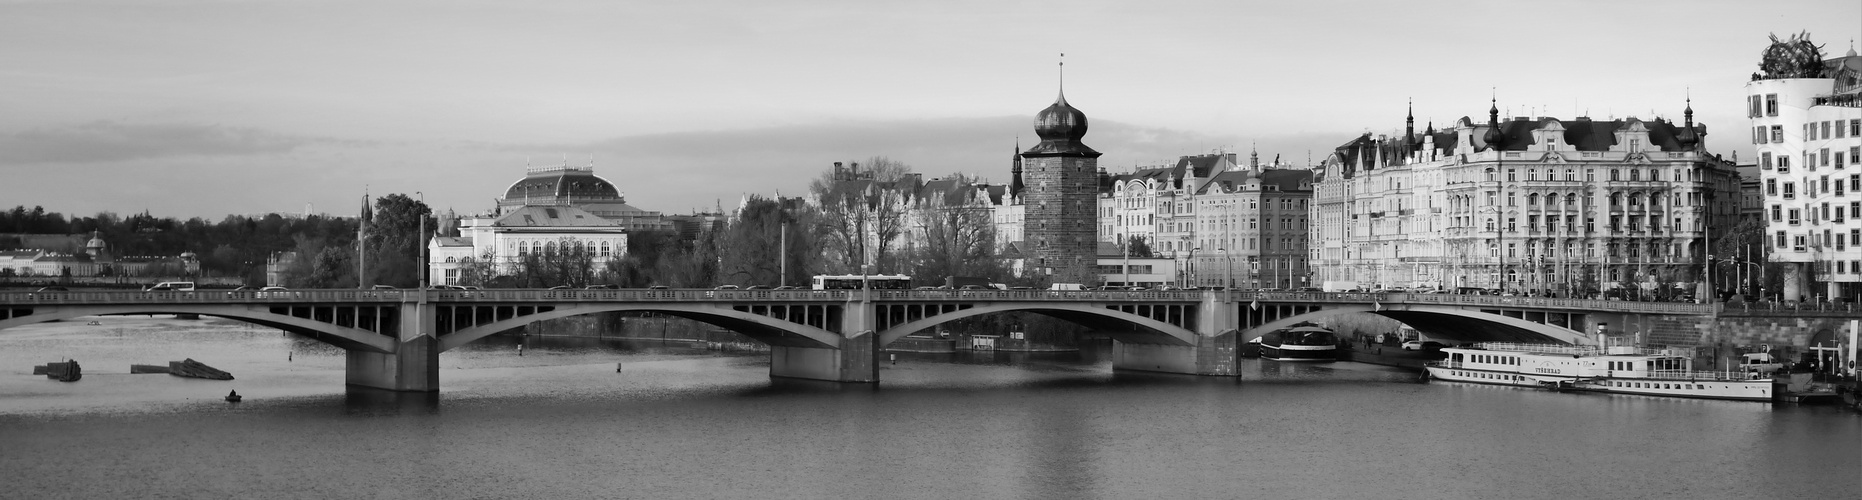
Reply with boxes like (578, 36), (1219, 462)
(0, 288), (1713, 391)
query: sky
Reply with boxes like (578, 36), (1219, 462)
(2, 0), (1859, 220)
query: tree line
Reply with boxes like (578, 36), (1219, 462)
(8, 156), (1022, 289)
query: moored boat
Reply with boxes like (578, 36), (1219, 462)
(1259, 323), (1337, 362)
(1425, 342), (1773, 401)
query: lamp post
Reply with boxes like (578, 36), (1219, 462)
(416, 191), (428, 339)
(1186, 247), (1200, 288)
(1218, 247), (1232, 290)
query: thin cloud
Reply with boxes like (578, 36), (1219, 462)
(0, 121), (310, 163)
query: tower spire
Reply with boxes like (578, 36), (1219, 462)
(1057, 52), (1066, 102)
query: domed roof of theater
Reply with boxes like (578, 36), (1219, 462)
(502, 167), (621, 201)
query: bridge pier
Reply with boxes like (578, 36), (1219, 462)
(1111, 292), (1240, 376)
(345, 301), (439, 392)
(768, 297), (878, 383)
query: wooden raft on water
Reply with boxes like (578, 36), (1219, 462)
(129, 358), (233, 380)
(32, 360), (82, 382)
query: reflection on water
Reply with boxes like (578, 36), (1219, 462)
(0, 316), (1857, 499)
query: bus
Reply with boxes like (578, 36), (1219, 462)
(811, 274), (913, 290)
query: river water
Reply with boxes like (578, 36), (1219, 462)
(1, 316), (1857, 499)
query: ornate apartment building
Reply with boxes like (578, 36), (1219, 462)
(1312, 102), (1740, 296)
(1746, 49), (1862, 302)
(1090, 152), (1313, 289)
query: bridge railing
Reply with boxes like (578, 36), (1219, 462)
(1233, 291), (1716, 315)
(0, 289), (413, 304)
(871, 290), (1206, 301)
(1718, 300), (1862, 317)
(0, 288), (1726, 315)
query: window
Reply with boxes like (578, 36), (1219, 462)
(1766, 94), (1778, 116)
(1841, 121), (1849, 138)
(1779, 155), (1791, 173)
(1771, 125), (1784, 142)
(1610, 169), (1621, 181)
(1824, 121), (1833, 139)
(1852, 147), (1860, 165)
(1766, 179), (1777, 195)
(1777, 231), (1788, 248)
(1749, 95), (1762, 117)
(1823, 148), (1831, 167)
(1762, 152), (1773, 170)
(1755, 126), (1766, 144)
(1784, 182), (1796, 199)
(1789, 208), (1801, 225)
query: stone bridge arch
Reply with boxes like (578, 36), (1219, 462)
(438, 303), (844, 352)
(876, 302), (1199, 347)
(0, 304), (397, 353)
(1239, 304), (1588, 345)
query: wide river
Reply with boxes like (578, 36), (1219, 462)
(1, 316), (1856, 499)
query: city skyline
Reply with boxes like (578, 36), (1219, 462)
(3, 0), (1858, 218)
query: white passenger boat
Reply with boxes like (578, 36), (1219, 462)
(1258, 323), (1338, 362)
(1424, 342), (1773, 402)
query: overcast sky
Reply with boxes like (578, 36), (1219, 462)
(2, 0), (1857, 220)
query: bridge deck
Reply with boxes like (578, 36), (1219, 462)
(0, 289), (1716, 315)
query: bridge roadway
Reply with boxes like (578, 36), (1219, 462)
(0, 288), (1714, 391)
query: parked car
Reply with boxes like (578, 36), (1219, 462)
(648, 285), (670, 290)
(745, 285), (772, 290)
(35, 286), (68, 292)
(713, 284), (740, 290)
(584, 284), (615, 290)
(371, 285), (397, 290)
(1402, 340), (1447, 351)
(548, 285), (571, 290)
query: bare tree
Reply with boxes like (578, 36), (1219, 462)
(807, 156), (913, 274)
(907, 177), (1003, 285)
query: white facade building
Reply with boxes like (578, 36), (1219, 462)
(428, 205), (628, 286)
(1745, 51), (1862, 302)
(1313, 102), (1739, 297)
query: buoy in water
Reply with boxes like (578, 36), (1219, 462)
(225, 390), (242, 403)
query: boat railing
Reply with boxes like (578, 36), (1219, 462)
(1642, 369), (1768, 382)
(1470, 342), (1602, 356)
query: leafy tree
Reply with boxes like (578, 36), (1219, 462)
(363, 193), (433, 288)
(716, 195), (816, 287)
(1125, 235), (1155, 258)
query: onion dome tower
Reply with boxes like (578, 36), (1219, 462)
(1676, 97), (1700, 149)
(1483, 97), (1505, 150)
(1019, 55), (1102, 285)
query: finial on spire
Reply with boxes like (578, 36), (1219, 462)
(1057, 52), (1066, 101)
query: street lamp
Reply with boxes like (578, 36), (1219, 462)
(1186, 247), (1200, 288)
(1217, 247), (1232, 290)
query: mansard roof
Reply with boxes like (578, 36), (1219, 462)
(491, 205), (625, 228)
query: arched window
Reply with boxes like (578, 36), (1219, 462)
(600, 242), (611, 258)
(1486, 168), (1497, 182)
(445, 256), (456, 263)
(545, 241), (556, 254)
(1486, 218), (1496, 231)
(1528, 193), (1540, 206)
